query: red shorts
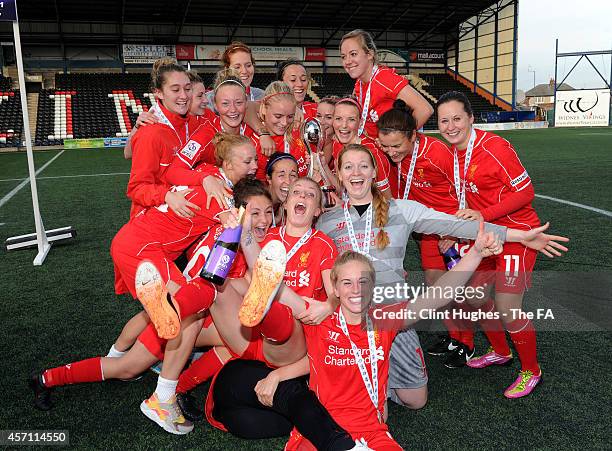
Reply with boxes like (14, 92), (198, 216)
(285, 427), (402, 451)
(138, 312), (216, 361)
(221, 326), (275, 367)
(417, 234), (446, 271)
(110, 225), (184, 298)
(457, 241), (537, 294)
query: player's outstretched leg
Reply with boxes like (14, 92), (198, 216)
(135, 261), (181, 340)
(239, 240), (287, 327)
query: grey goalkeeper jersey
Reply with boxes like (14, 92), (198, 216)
(316, 199), (507, 286)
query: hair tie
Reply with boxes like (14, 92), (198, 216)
(336, 97), (361, 112)
(214, 79), (245, 93)
(263, 91), (293, 103)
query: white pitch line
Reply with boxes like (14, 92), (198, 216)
(535, 194), (612, 218)
(0, 150), (66, 208)
(0, 172), (130, 183)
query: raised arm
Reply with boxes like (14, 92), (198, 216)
(395, 222), (501, 329)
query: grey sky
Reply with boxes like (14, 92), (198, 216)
(517, 0), (612, 91)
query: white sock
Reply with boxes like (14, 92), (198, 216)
(106, 344), (126, 358)
(155, 376), (178, 402)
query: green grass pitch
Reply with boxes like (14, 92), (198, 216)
(0, 127), (610, 449)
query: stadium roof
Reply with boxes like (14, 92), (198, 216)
(5, 0), (504, 49)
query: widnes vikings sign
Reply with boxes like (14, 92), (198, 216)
(555, 89), (610, 127)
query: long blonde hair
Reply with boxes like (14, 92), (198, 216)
(260, 81), (296, 145)
(337, 144), (390, 250)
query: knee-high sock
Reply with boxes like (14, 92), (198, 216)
(176, 348), (225, 394)
(42, 357), (103, 388)
(260, 302), (294, 343)
(173, 279), (215, 319)
(507, 318), (540, 373)
(478, 299), (511, 356)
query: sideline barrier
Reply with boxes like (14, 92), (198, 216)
(62, 137), (128, 148)
(425, 121), (549, 133)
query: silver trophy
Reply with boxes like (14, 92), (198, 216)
(301, 119), (336, 208)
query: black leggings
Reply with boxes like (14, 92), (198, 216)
(213, 359), (355, 450)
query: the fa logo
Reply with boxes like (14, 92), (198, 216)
(327, 331), (340, 343)
(298, 270), (310, 287)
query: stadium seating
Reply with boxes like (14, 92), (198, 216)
(419, 73), (503, 129)
(27, 71), (510, 145)
(0, 79), (23, 148)
(34, 73), (156, 145)
(0, 74), (11, 91)
(310, 73), (354, 100)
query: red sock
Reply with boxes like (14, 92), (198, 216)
(173, 279), (216, 319)
(176, 348), (225, 394)
(478, 299), (511, 356)
(458, 319), (475, 350)
(454, 305), (475, 349)
(260, 302), (294, 343)
(42, 357), (103, 388)
(507, 318), (540, 373)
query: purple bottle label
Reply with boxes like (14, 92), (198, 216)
(443, 248), (461, 271)
(205, 246), (237, 278)
(219, 225), (242, 243)
(446, 259), (459, 271)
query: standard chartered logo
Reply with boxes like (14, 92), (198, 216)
(298, 270), (310, 287)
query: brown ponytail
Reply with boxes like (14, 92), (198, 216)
(372, 184), (390, 249)
(150, 57), (186, 92)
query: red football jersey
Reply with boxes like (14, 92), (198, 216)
(127, 104), (200, 217)
(196, 109), (218, 124)
(303, 309), (396, 435)
(182, 223), (248, 281)
(254, 129), (309, 181)
(332, 137), (393, 193)
(173, 117), (257, 169)
(455, 128), (540, 229)
(394, 133), (457, 214)
(127, 186), (223, 259)
(353, 66), (409, 139)
(302, 101), (318, 122)
(261, 227), (337, 301)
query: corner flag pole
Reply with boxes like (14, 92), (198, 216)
(2, 0), (74, 264)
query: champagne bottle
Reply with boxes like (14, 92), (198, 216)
(201, 206), (245, 285)
(443, 246), (461, 270)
